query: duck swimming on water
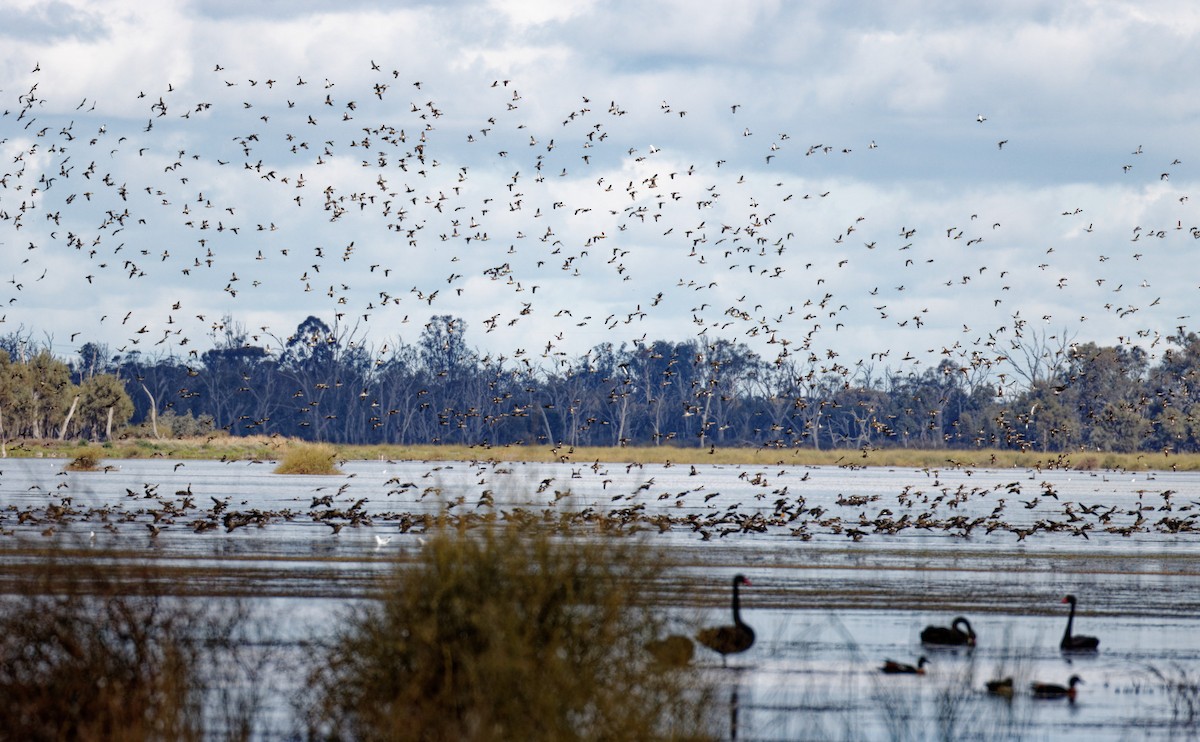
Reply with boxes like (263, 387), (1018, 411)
(880, 656), (928, 675)
(1032, 675), (1083, 700)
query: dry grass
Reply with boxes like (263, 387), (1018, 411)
(273, 441), (341, 475)
(10, 436), (1200, 471)
(297, 521), (716, 741)
(0, 551), (265, 741)
(63, 444), (105, 471)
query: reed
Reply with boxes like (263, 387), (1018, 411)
(298, 521), (716, 741)
(1146, 663), (1200, 731)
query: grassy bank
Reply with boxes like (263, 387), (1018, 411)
(2, 435), (1197, 471)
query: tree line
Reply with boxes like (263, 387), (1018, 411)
(2, 315), (1199, 454)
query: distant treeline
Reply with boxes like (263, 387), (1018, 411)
(1, 315), (1197, 453)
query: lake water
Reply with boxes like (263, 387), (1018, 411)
(2, 456), (1199, 740)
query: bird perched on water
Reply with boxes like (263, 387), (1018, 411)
(880, 656), (928, 674)
(985, 676), (1014, 697)
(645, 634), (695, 667)
(697, 574), (754, 665)
(920, 616), (976, 646)
(1060, 594), (1100, 651)
(1031, 675), (1082, 700)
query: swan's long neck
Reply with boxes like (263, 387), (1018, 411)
(1063, 599), (1076, 640)
(731, 580), (743, 626)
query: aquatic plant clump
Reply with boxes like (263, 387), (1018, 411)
(63, 445), (105, 471)
(300, 523), (715, 741)
(273, 441), (341, 475)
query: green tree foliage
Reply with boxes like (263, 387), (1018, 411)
(15, 351), (74, 439)
(77, 374), (135, 441)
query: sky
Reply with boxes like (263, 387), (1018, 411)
(2, 0), (1199, 392)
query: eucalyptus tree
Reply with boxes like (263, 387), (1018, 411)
(76, 374), (134, 441)
(0, 350), (12, 450)
(1016, 381), (1084, 452)
(1064, 342), (1149, 452)
(693, 338), (763, 446)
(198, 318), (275, 435)
(416, 315), (482, 444)
(76, 342), (115, 380)
(21, 351), (75, 439)
(371, 341), (425, 444)
(276, 316), (375, 442)
(1143, 332), (1200, 451)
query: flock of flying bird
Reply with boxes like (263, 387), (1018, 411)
(0, 58), (1193, 391)
(685, 574), (1097, 702)
(0, 53), (1194, 740)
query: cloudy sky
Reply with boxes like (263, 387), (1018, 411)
(2, 0), (1199, 389)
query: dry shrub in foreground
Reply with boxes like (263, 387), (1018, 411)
(274, 441), (341, 474)
(300, 523), (715, 741)
(0, 554), (262, 741)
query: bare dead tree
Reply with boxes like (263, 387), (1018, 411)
(1003, 327), (1075, 387)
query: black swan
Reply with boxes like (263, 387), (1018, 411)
(697, 574), (754, 664)
(880, 656), (928, 675)
(1031, 675), (1083, 699)
(1060, 594), (1100, 651)
(645, 634), (695, 667)
(920, 616), (976, 646)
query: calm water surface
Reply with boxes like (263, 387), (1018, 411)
(2, 457), (1199, 740)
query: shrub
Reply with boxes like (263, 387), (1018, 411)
(299, 522), (715, 741)
(0, 554), (262, 741)
(274, 442), (340, 475)
(64, 445), (105, 471)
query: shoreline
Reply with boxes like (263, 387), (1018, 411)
(2, 436), (1192, 472)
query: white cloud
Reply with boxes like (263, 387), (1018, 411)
(2, 0), (1200, 380)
